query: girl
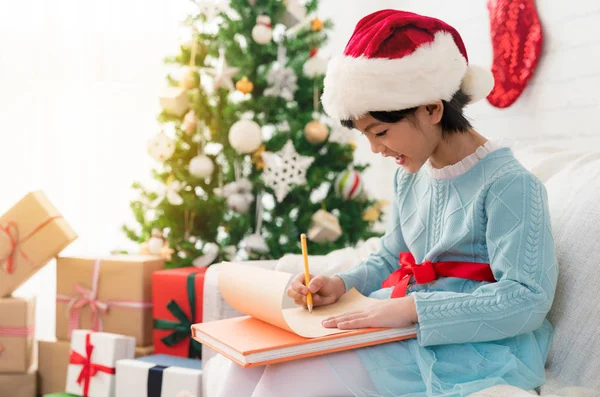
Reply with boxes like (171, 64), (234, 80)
(212, 9), (557, 397)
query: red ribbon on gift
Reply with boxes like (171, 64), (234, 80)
(0, 216), (63, 274)
(69, 332), (116, 397)
(382, 252), (496, 298)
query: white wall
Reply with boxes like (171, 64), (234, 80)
(318, 0), (600, 209)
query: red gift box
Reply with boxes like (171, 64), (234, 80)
(152, 266), (207, 358)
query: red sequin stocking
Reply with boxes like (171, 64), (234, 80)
(486, 0), (544, 108)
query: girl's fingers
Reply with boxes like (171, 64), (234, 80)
(287, 288), (303, 301)
(307, 275), (327, 293)
(322, 311), (365, 328)
(337, 316), (373, 330)
(291, 279), (308, 295)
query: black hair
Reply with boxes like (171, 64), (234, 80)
(341, 90), (472, 137)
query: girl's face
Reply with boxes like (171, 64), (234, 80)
(353, 103), (444, 174)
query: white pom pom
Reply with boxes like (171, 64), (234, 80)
(461, 65), (495, 103)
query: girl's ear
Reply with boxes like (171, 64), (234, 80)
(425, 101), (444, 124)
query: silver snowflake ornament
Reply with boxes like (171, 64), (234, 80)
(264, 45), (297, 101)
(261, 140), (315, 202)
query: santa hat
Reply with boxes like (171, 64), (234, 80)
(321, 9), (494, 121)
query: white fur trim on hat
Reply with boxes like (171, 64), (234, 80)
(322, 32), (491, 120)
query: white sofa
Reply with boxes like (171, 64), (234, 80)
(200, 139), (600, 397)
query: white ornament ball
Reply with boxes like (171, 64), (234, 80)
(229, 119), (263, 154)
(189, 155), (214, 178)
(147, 132), (175, 162)
(303, 55), (328, 77)
(147, 237), (164, 255)
(334, 169), (364, 200)
(227, 193), (252, 214)
(243, 234), (269, 254)
(252, 16), (273, 45)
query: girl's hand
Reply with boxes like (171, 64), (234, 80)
(322, 296), (418, 329)
(287, 274), (346, 309)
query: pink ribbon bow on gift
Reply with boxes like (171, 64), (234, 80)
(66, 259), (109, 335)
(56, 259), (153, 337)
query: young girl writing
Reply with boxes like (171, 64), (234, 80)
(213, 9), (558, 397)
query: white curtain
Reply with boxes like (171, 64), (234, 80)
(0, 0), (191, 340)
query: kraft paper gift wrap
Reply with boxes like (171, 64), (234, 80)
(115, 354), (202, 397)
(38, 339), (155, 395)
(56, 255), (165, 346)
(0, 296), (35, 373)
(0, 191), (77, 297)
(66, 330), (135, 397)
(0, 366), (37, 397)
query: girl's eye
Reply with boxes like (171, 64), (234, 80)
(375, 130), (388, 137)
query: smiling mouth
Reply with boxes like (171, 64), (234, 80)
(395, 154), (406, 165)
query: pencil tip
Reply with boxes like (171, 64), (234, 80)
(308, 305), (313, 313)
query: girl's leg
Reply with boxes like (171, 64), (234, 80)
(212, 355), (266, 397)
(251, 350), (378, 397)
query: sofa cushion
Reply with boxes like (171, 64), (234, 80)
(513, 144), (600, 389)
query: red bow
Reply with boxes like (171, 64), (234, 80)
(69, 333), (116, 397)
(382, 252), (496, 298)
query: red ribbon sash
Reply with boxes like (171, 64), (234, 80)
(69, 332), (116, 397)
(382, 252), (496, 298)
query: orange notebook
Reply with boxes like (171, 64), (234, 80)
(191, 262), (417, 368)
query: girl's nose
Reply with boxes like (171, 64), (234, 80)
(369, 140), (385, 154)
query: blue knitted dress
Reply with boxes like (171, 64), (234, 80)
(334, 144), (558, 397)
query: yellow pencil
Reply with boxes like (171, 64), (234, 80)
(300, 233), (313, 313)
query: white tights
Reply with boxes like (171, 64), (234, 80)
(212, 350), (379, 397)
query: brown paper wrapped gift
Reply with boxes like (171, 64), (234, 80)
(0, 366), (36, 397)
(0, 296), (35, 373)
(38, 340), (154, 395)
(0, 191), (78, 297)
(56, 255), (164, 346)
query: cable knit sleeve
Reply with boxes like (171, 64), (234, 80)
(413, 172), (558, 347)
(335, 168), (410, 297)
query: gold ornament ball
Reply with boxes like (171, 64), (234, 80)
(304, 120), (329, 145)
(236, 76), (254, 94)
(181, 68), (200, 90)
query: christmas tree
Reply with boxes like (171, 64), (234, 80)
(123, 0), (385, 268)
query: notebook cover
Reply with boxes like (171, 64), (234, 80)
(191, 316), (416, 368)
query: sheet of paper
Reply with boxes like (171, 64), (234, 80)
(218, 262), (378, 338)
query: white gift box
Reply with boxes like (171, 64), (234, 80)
(66, 330), (136, 397)
(115, 354), (202, 397)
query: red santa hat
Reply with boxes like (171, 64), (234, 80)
(321, 9), (494, 121)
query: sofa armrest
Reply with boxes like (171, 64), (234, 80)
(201, 260), (278, 363)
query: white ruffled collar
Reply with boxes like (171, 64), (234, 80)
(424, 140), (506, 180)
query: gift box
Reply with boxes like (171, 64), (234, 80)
(56, 255), (165, 346)
(43, 394), (79, 397)
(152, 267), (207, 359)
(66, 330), (135, 397)
(0, 366), (37, 397)
(38, 339), (155, 395)
(0, 191), (77, 297)
(0, 296), (35, 373)
(116, 354), (202, 397)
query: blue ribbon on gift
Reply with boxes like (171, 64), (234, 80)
(147, 365), (168, 397)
